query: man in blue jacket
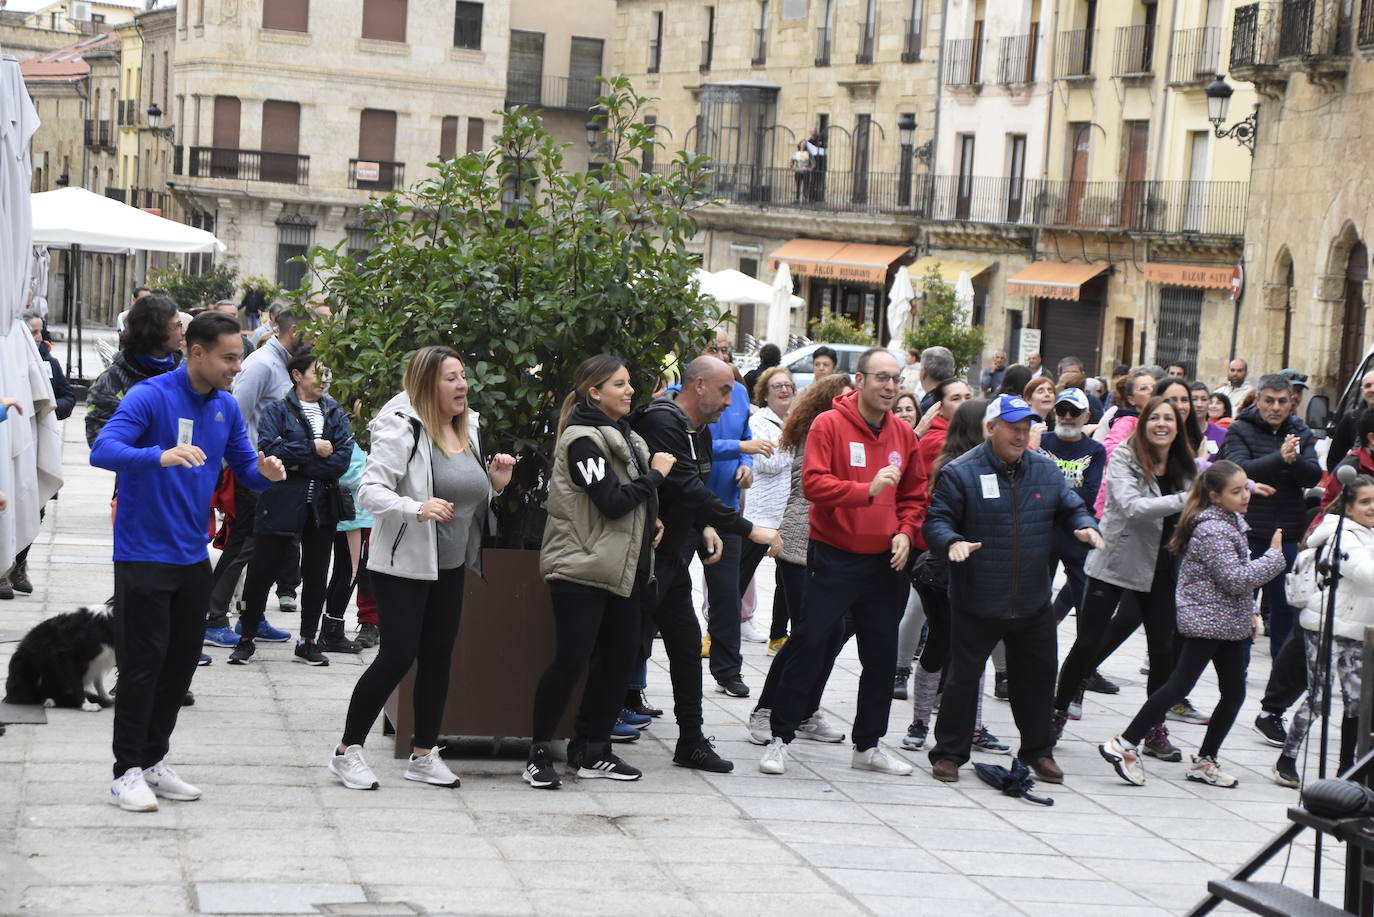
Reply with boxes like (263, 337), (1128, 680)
(671, 332), (774, 697)
(91, 311), (285, 812)
(923, 395), (1101, 785)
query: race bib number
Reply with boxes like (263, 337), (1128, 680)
(849, 443), (866, 467)
(980, 473), (1000, 499)
(177, 418), (194, 446)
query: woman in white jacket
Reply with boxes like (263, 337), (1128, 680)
(329, 346), (514, 792)
(1274, 475), (1374, 787)
(744, 367), (795, 650)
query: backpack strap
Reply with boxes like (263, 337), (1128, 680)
(396, 412), (425, 466)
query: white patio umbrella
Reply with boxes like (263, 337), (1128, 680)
(767, 261), (795, 348)
(31, 186), (225, 253)
(885, 265), (916, 350)
(954, 269), (976, 324)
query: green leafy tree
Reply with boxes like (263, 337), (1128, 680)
(903, 264), (985, 376)
(145, 261), (238, 313)
(240, 275), (282, 304)
(306, 76), (718, 546)
(808, 308), (875, 345)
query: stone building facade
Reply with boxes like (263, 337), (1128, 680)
(1231, 0), (1374, 411)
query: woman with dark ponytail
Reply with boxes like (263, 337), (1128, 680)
(525, 355), (675, 788)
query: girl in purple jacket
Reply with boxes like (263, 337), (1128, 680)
(1100, 460), (1287, 788)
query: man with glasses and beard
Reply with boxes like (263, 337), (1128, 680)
(1041, 389), (1107, 623)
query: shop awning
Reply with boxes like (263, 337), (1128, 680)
(907, 256), (994, 287)
(769, 239), (910, 285)
(1143, 262), (1235, 289)
(1006, 261), (1110, 301)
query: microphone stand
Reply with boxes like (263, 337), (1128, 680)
(1311, 480), (1350, 898)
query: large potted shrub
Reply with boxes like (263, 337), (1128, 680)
(903, 263), (986, 377)
(306, 78), (719, 751)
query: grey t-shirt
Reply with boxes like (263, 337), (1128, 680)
(432, 447), (488, 570)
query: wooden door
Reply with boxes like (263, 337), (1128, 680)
(211, 95), (240, 177)
(260, 100), (300, 183)
(1066, 123), (1089, 224)
(1122, 121), (1149, 228)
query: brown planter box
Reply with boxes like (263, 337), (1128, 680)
(382, 548), (579, 757)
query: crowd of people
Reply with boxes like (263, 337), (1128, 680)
(3, 288), (1367, 811)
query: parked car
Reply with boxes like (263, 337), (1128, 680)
(1307, 345), (1374, 443)
(781, 342), (905, 390)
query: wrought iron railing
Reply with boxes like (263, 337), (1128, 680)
(348, 158), (404, 191)
(505, 74), (601, 111)
(1056, 29), (1095, 77)
(84, 119), (113, 148)
(186, 147), (310, 185)
(998, 33), (1038, 83)
(1276, 0), (1349, 58)
(1361, 0), (1374, 46)
(1114, 24), (1155, 75)
(945, 38), (984, 86)
(1170, 26), (1222, 81)
(1231, 2), (1280, 67)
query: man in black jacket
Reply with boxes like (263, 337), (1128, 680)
(631, 355), (781, 773)
(1219, 373), (1322, 752)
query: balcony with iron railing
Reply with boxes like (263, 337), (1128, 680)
(83, 119), (113, 149)
(1169, 26), (1222, 83)
(944, 37), (985, 87)
(1056, 29), (1096, 78)
(856, 18), (876, 63)
(106, 187), (169, 211)
(901, 18), (922, 62)
(687, 164), (1248, 237)
(1279, 0), (1351, 60)
(998, 32), (1038, 83)
(1361, 0), (1374, 47)
(1231, 2), (1280, 70)
(186, 147), (311, 185)
(348, 158), (404, 192)
(1113, 24), (1156, 76)
(815, 25), (832, 66)
(506, 74), (601, 112)
(752, 28), (767, 66)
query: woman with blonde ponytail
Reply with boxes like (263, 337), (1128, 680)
(526, 355), (675, 788)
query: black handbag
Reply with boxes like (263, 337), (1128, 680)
(908, 550), (948, 590)
(332, 483), (356, 522)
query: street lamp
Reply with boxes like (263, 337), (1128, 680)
(145, 102), (177, 144)
(585, 104), (607, 148)
(896, 112), (933, 167)
(1205, 75), (1256, 156)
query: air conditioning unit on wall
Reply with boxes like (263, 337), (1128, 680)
(70, 2), (93, 22)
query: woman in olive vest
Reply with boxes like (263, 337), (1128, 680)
(525, 355), (675, 789)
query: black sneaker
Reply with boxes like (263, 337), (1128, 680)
(182, 690), (195, 706)
(673, 735), (734, 773)
(893, 668), (911, 701)
(715, 675), (750, 698)
(355, 622), (380, 649)
(577, 752), (642, 781)
(1084, 670), (1120, 695)
(227, 639), (256, 665)
(293, 639), (329, 666)
(625, 689), (663, 718)
(523, 746), (562, 789)
(9, 559), (32, 594)
(0, 575), (12, 600)
(1273, 752), (1300, 788)
(994, 672), (1009, 700)
(1255, 713), (1288, 747)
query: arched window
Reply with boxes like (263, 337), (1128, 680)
(1339, 239), (1369, 386)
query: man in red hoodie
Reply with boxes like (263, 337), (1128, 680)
(758, 348), (923, 777)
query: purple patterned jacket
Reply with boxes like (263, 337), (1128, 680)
(1175, 505), (1287, 641)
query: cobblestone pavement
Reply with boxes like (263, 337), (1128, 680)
(0, 407), (1349, 916)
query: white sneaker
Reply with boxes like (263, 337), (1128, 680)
(1099, 735), (1146, 786)
(142, 761), (201, 801)
(108, 766), (158, 811)
(740, 620), (767, 644)
(851, 742), (913, 776)
(798, 711), (846, 743)
(1187, 754), (1239, 788)
(329, 744), (380, 790)
(759, 737), (789, 775)
(747, 707), (772, 745)
(405, 746), (462, 787)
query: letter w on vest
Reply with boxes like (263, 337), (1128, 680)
(575, 456), (606, 484)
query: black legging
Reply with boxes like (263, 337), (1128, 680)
(911, 581), (950, 674)
(1055, 553), (1177, 712)
(531, 582), (642, 751)
(239, 519), (335, 642)
(769, 561), (790, 640)
(1122, 637), (1248, 758)
(341, 566), (465, 749)
(325, 529), (360, 623)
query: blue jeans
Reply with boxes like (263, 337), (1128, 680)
(1248, 537), (1298, 658)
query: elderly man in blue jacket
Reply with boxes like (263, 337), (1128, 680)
(923, 395), (1101, 786)
(670, 332), (775, 697)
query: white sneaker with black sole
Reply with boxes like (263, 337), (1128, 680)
(142, 761), (201, 801)
(329, 744), (380, 790)
(405, 746), (462, 787)
(108, 766), (158, 811)
(577, 752), (642, 781)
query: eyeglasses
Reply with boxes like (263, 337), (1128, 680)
(1054, 405), (1085, 417)
(768, 382), (796, 392)
(862, 372), (901, 386)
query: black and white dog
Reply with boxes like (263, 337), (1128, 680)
(4, 605), (116, 711)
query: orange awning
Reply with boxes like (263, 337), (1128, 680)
(770, 239), (910, 285)
(1006, 261), (1110, 301)
(1143, 262), (1234, 289)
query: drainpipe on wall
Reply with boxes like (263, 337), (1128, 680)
(929, 0), (949, 191)
(1038, 0), (1059, 183)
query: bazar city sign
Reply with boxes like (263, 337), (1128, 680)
(1142, 262), (1236, 290)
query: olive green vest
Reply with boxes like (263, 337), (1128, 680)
(540, 423), (653, 597)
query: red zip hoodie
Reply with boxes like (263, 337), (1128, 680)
(803, 389), (923, 554)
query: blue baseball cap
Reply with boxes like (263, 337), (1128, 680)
(986, 394), (1041, 425)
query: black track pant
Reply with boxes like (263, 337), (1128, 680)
(240, 519), (335, 642)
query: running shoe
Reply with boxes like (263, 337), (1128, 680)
(1254, 713), (1288, 747)
(1100, 735), (1146, 786)
(994, 672), (1009, 700)
(234, 618), (290, 642)
(1273, 753), (1300, 788)
(197, 653), (212, 667)
(972, 726), (1011, 755)
(227, 639), (255, 665)
(329, 745), (379, 790)
(1083, 670), (1120, 694)
(740, 619), (767, 644)
(901, 720), (928, 750)
(1187, 754), (1238, 787)
(405, 746), (461, 787)
(715, 675), (750, 697)
(523, 745), (561, 789)
(747, 707), (772, 745)
(893, 668), (910, 701)
(797, 712), (845, 743)
(1067, 686), (1085, 721)
(1167, 700), (1211, 726)
(1142, 723), (1181, 762)
(277, 593), (298, 613)
(673, 735), (733, 773)
(108, 766), (158, 811)
(852, 742), (913, 776)
(617, 709), (652, 730)
(293, 639), (329, 666)
(578, 752), (642, 781)
(759, 737), (789, 775)
(355, 622), (380, 649)
(203, 626), (238, 648)
(609, 722), (641, 743)
(142, 761), (201, 801)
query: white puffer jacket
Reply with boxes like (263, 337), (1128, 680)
(1298, 513), (1374, 642)
(743, 406), (791, 529)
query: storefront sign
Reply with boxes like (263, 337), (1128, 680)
(785, 260), (888, 284)
(1018, 328), (1041, 364)
(1143, 262), (1235, 289)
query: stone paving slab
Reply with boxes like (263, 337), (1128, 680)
(0, 409), (1357, 916)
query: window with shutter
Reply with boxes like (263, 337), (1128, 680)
(362, 0), (406, 42)
(440, 116), (459, 160)
(263, 0), (309, 32)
